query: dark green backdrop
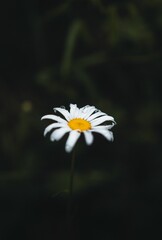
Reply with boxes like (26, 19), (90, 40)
(1, 0), (162, 239)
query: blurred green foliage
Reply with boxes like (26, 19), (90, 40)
(0, 0), (162, 239)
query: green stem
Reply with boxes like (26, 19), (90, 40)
(70, 148), (76, 198)
(68, 148), (76, 217)
(67, 148), (76, 238)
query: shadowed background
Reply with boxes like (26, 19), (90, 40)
(0, 0), (162, 239)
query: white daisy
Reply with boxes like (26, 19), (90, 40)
(41, 104), (116, 153)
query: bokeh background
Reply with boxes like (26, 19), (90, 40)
(1, 0), (162, 239)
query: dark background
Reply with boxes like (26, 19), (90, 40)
(0, 0), (162, 239)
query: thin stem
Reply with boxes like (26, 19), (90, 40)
(67, 148), (76, 238)
(70, 148), (76, 200)
(67, 148), (76, 217)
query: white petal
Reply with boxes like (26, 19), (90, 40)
(44, 123), (66, 136)
(65, 131), (81, 152)
(41, 114), (67, 124)
(91, 129), (114, 141)
(92, 122), (115, 130)
(83, 131), (94, 145)
(91, 115), (115, 127)
(87, 111), (106, 121)
(79, 105), (90, 112)
(84, 106), (96, 119)
(83, 107), (97, 119)
(50, 127), (70, 141)
(54, 108), (71, 121)
(69, 104), (80, 118)
(79, 105), (91, 115)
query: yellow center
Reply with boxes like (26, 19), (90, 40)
(68, 118), (91, 132)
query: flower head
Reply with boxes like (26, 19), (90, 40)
(41, 104), (116, 152)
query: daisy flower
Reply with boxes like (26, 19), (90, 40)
(41, 104), (116, 153)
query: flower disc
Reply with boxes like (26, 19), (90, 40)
(68, 118), (91, 132)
